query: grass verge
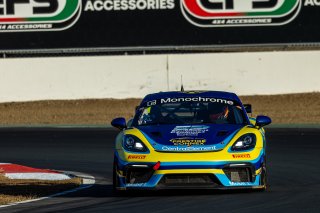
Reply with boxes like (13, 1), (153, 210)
(0, 175), (82, 205)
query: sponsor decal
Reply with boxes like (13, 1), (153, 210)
(181, 0), (302, 27)
(170, 138), (206, 146)
(229, 181), (251, 186)
(128, 155), (146, 160)
(0, 0), (81, 32)
(171, 125), (210, 137)
(162, 145), (217, 151)
(147, 97), (234, 106)
(163, 97), (233, 105)
(84, 0), (175, 11)
(232, 154), (251, 159)
(126, 183), (146, 187)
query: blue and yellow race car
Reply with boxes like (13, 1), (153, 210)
(111, 91), (271, 191)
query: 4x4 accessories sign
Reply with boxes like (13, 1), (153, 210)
(0, 0), (319, 51)
(0, 0), (304, 32)
(0, 0), (81, 32)
(181, 0), (301, 27)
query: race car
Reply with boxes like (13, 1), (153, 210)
(111, 91), (271, 191)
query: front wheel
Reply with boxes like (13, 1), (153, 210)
(113, 159), (120, 192)
(259, 156), (268, 191)
(113, 158), (126, 195)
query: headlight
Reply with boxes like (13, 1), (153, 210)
(231, 134), (256, 151)
(123, 135), (148, 152)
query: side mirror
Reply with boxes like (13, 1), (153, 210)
(243, 104), (252, 114)
(255, 115), (272, 128)
(111, 117), (127, 130)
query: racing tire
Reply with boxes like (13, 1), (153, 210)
(113, 159), (120, 192)
(113, 158), (125, 196)
(258, 156), (268, 192)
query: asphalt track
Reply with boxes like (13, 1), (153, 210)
(0, 127), (319, 213)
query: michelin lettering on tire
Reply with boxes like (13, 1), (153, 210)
(0, 0), (81, 32)
(181, 0), (302, 27)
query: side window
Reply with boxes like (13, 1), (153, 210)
(233, 106), (244, 124)
(138, 107), (152, 125)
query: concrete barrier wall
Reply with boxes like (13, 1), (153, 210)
(0, 51), (319, 102)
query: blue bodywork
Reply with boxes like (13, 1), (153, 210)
(113, 91), (268, 190)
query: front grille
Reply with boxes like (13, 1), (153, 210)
(223, 167), (252, 182)
(159, 174), (220, 186)
(126, 167), (154, 184)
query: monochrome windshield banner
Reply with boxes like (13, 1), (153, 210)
(0, 0), (319, 52)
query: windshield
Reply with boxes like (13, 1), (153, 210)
(133, 98), (248, 126)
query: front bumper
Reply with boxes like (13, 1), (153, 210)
(115, 160), (264, 190)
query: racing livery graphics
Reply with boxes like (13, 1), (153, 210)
(112, 91), (272, 191)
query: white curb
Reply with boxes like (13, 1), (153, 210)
(0, 172), (95, 209)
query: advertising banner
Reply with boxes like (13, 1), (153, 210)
(0, 0), (319, 52)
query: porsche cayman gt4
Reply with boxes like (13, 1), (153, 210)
(112, 91), (271, 191)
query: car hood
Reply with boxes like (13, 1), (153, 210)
(137, 124), (242, 152)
